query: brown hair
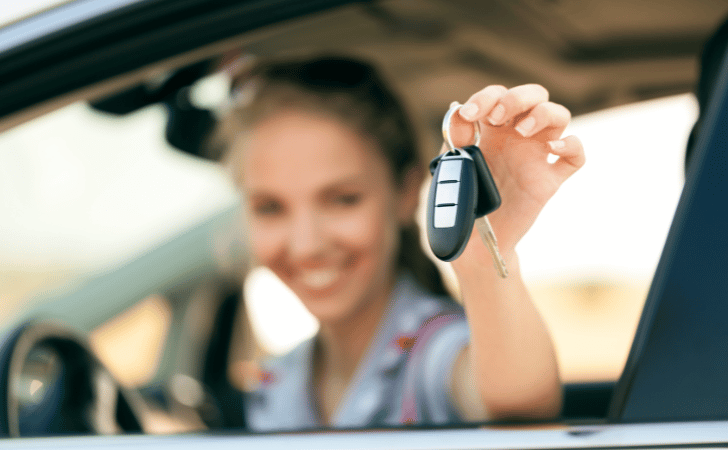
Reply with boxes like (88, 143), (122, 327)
(223, 56), (447, 297)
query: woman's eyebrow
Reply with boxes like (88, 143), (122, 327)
(320, 175), (369, 191)
(244, 176), (367, 198)
(246, 190), (280, 201)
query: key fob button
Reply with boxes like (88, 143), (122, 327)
(435, 181), (460, 205)
(437, 160), (463, 182)
(434, 205), (458, 228)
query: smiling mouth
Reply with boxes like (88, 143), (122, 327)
(298, 269), (342, 290)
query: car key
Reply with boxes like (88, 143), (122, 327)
(426, 103), (508, 277)
(462, 144), (501, 217)
(426, 149), (479, 261)
(462, 144), (508, 278)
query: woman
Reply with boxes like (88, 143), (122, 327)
(223, 57), (584, 430)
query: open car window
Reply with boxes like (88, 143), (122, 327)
(0, 64), (697, 432)
(248, 92), (698, 385)
(0, 72), (697, 372)
(0, 0), (726, 440)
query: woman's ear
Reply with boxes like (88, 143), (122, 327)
(397, 165), (424, 225)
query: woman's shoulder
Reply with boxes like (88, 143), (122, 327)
(367, 274), (469, 426)
(381, 273), (468, 361)
(394, 272), (465, 323)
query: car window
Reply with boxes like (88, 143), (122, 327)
(0, 99), (238, 323)
(0, 0), (720, 438)
(89, 294), (173, 387)
(1, 80), (696, 378)
(245, 93), (698, 384)
(521, 93), (697, 382)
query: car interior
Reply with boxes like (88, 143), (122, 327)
(2, 0), (728, 440)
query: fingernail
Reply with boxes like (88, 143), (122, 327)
(488, 104), (506, 125)
(548, 140), (565, 151)
(460, 103), (479, 120)
(515, 117), (535, 137)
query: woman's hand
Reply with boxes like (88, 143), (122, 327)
(443, 84), (575, 419)
(446, 84), (584, 255)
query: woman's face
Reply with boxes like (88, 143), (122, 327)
(235, 110), (412, 325)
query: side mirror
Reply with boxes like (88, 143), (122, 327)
(0, 321), (143, 437)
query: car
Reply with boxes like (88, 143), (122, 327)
(2, 0), (728, 448)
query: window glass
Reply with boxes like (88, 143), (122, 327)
(0, 100), (237, 329)
(522, 93), (698, 382)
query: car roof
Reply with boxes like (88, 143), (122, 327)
(0, 0), (357, 131)
(1, 0), (727, 134)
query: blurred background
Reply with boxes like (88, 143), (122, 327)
(0, 0), (714, 410)
(0, 75), (697, 386)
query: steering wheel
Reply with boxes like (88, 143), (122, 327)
(0, 321), (144, 437)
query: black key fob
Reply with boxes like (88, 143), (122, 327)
(426, 150), (478, 261)
(462, 145), (501, 217)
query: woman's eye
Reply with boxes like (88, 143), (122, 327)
(333, 193), (361, 206)
(253, 201), (283, 215)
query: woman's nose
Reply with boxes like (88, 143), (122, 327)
(287, 210), (326, 261)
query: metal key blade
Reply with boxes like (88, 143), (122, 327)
(475, 216), (508, 278)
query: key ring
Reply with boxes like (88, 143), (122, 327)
(442, 102), (481, 153)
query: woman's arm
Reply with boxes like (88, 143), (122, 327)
(446, 84), (585, 420)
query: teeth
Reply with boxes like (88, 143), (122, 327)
(299, 270), (340, 289)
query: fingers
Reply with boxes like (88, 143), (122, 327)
(459, 85), (508, 122)
(548, 135), (585, 181)
(460, 84), (549, 125)
(459, 84), (569, 140)
(513, 102), (571, 139)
